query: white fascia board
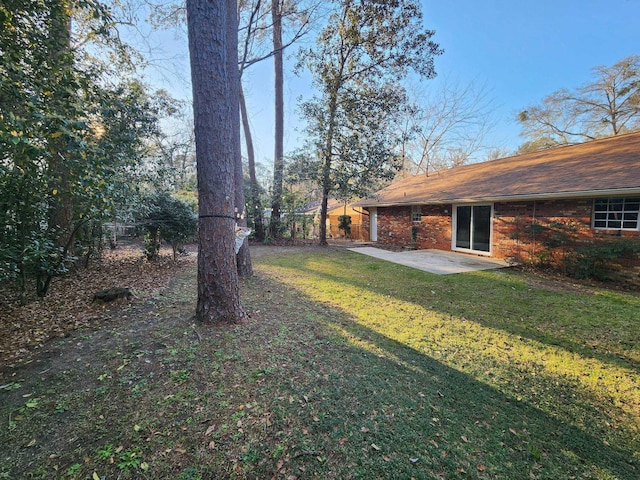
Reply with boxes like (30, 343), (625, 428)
(358, 188), (640, 208)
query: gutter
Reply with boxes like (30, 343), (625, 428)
(354, 187), (640, 208)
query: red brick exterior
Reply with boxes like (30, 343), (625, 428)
(493, 199), (640, 262)
(367, 199), (640, 281)
(371, 205), (452, 250)
(492, 199), (595, 262)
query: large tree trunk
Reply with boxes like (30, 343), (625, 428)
(48, 1), (74, 253)
(318, 92), (339, 246)
(231, 3), (252, 278)
(269, 0), (284, 239)
(187, 0), (245, 323)
(239, 83), (265, 242)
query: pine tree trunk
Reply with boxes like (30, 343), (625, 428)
(187, 0), (245, 323)
(240, 83), (265, 242)
(230, 5), (252, 278)
(269, 0), (284, 238)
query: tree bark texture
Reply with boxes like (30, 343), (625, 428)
(318, 92), (339, 246)
(187, 0), (245, 323)
(231, 11), (252, 277)
(239, 84), (265, 242)
(269, 0), (284, 238)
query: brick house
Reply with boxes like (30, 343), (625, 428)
(299, 199), (369, 241)
(353, 132), (640, 266)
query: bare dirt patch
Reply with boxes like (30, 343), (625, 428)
(0, 244), (197, 368)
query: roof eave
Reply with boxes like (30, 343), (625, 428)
(356, 187), (640, 208)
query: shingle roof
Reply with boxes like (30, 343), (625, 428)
(354, 132), (640, 207)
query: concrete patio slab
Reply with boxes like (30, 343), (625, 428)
(347, 247), (510, 275)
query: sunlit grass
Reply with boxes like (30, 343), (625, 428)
(3, 247), (639, 479)
(257, 249), (640, 459)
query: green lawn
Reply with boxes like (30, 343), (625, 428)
(1, 247), (638, 479)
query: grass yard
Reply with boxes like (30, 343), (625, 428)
(1, 246), (638, 479)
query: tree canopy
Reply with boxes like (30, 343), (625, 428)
(517, 55), (640, 152)
(0, 0), (173, 299)
(297, 0), (442, 245)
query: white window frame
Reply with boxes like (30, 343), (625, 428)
(452, 203), (493, 256)
(592, 197), (640, 231)
(411, 205), (422, 222)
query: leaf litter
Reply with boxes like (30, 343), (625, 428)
(0, 243), (196, 368)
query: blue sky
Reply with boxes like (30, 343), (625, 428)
(147, 0), (640, 167)
(420, 0), (640, 152)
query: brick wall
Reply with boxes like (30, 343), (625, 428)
(492, 199), (594, 262)
(372, 199), (639, 269)
(493, 198), (640, 263)
(375, 205), (452, 250)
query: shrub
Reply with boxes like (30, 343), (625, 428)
(138, 192), (197, 260)
(338, 215), (352, 237)
(564, 237), (640, 281)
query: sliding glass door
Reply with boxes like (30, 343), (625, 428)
(454, 205), (492, 253)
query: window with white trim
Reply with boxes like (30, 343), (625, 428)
(593, 197), (640, 230)
(411, 205), (422, 222)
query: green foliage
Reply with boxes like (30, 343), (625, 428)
(243, 173), (267, 241)
(137, 192), (197, 260)
(564, 237), (640, 281)
(97, 443), (115, 460)
(143, 232), (162, 261)
(178, 467), (202, 480)
(282, 189), (314, 240)
(410, 224), (419, 245)
(65, 463), (82, 476)
(298, 0), (441, 243)
(116, 450), (140, 471)
(0, 0), (168, 298)
(509, 217), (640, 284)
(338, 215), (351, 237)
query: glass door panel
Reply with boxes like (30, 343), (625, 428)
(455, 206), (471, 249)
(472, 205), (491, 252)
(455, 205), (491, 253)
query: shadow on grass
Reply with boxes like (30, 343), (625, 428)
(293, 249), (640, 373)
(253, 250), (639, 478)
(0, 254), (637, 479)
(308, 310), (638, 479)
(247, 279), (638, 480)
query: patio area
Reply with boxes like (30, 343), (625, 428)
(347, 246), (511, 275)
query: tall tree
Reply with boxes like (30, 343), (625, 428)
(401, 80), (498, 176)
(238, 83), (265, 240)
(237, 0), (318, 241)
(186, 0), (245, 323)
(269, 0), (285, 238)
(233, 2), (252, 277)
(298, 0), (441, 245)
(517, 55), (640, 152)
(238, 0), (267, 241)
